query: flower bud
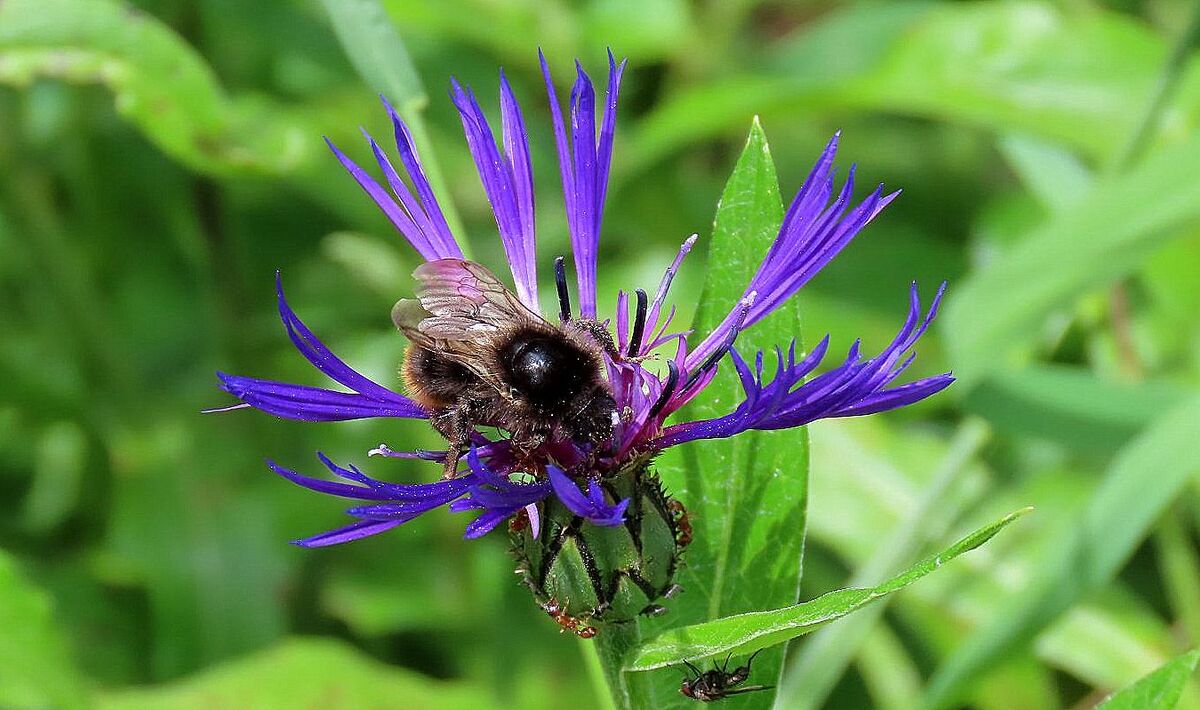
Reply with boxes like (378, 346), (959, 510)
(509, 462), (686, 633)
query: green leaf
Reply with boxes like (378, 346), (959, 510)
(1096, 649), (1200, 710)
(924, 394), (1200, 708)
(597, 117), (808, 710)
(96, 638), (491, 710)
(663, 116), (806, 708)
(848, 3), (1181, 161)
(943, 131), (1200, 388)
(0, 549), (89, 710)
(0, 0), (311, 176)
(629, 507), (1028, 670)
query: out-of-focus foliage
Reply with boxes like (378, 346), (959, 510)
(1, 0), (1198, 708)
(1095, 649), (1200, 710)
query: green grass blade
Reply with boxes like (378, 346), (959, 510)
(963, 366), (1185, 455)
(997, 134), (1093, 211)
(855, 624), (923, 710)
(924, 393), (1200, 708)
(629, 508), (1028, 671)
(318, 0), (426, 116)
(1156, 509), (1200, 649)
(943, 132), (1200, 388)
(1095, 649), (1200, 710)
(776, 419), (990, 709)
(628, 4), (1200, 175)
(318, 0), (465, 242)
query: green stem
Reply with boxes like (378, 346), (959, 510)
(1109, 0), (1200, 172)
(580, 639), (618, 710)
(1154, 505), (1200, 647)
(317, 0), (467, 249)
(593, 622), (642, 710)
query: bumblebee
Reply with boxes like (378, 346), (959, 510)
(393, 258), (618, 476)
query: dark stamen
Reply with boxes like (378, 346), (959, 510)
(626, 288), (648, 357)
(647, 360), (680, 420)
(682, 331), (735, 392)
(554, 256), (572, 322)
(682, 296), (754, 391)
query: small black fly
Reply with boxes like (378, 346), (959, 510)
(679, 649), (772, 702)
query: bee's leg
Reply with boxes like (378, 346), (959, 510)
(510, 426), (549, 471)
(429, 405), (472, 478)
(568, 319), (619, 359)
(439, 392), (499, 478)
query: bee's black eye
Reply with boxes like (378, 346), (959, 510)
(502, 335), (587, 406)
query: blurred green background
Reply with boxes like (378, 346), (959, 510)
(2, 0), (1200, 708)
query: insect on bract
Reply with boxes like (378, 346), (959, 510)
(680, 650), (772, 702)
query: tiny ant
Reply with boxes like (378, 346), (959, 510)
(668, 500), (693, 547)
(542, 598), (598, 639)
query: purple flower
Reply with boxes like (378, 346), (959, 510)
(214, 51), (953, 545)
(272, 447), (625, 546)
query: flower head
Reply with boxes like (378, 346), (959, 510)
(214, 51), (952, 546)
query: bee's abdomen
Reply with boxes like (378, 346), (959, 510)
(402, 346), (480, 410)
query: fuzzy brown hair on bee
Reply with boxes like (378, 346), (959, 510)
(394, 258), (619, 477)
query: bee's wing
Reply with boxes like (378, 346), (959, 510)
(393, 258), (554, 393)
(411, 259), (548, 336)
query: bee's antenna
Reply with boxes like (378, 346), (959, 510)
(682, 659), (703, 677)
(721, 652), (733, 673)
(554, 256), (572, 322)
(647, 359), (679, 420)
(627, 288), (648, 357)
